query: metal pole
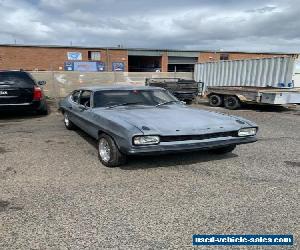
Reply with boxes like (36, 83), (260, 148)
(106, 48), (109, 72)
(50, 64), (58, 106)
(174, 65), (176, 78)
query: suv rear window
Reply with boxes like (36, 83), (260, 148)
(0, 71), (35, 87)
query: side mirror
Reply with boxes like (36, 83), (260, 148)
(38, 80), (46, 85)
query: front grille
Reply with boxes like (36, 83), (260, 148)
(160, 131), (238, 142)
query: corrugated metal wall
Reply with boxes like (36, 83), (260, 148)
(194, 57), (295, 88)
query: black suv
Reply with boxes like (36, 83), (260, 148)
(0, 71), (48, 115)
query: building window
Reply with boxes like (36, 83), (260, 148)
(220, 53), (229, 60)
(88, 51), (101, 61)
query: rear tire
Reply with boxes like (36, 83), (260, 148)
(210, 145), (236, 154)
(36, 102), (49, 115)
(224, 96), (241, 110)
(63, 112), (75, 130)
(98, 133), (127, 167)
(37, 108), (49, 115)
(209, 94), (223, 107)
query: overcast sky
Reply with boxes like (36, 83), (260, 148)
(0, 0), (299, 52)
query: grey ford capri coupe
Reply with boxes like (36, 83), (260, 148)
(59, 85), (258, 167)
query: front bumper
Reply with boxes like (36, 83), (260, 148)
(124, 136), (257, 155)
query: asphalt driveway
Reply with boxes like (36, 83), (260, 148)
(0, 104), (299, 249)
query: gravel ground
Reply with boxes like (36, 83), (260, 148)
(0, 103), (299, 249)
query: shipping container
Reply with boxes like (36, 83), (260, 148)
(194, 56), (300, 88)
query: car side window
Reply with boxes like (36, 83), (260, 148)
(71, 90), (80, 103)
(79, 90), (91, 107)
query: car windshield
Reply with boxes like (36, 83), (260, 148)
(93, 89), (178, 108)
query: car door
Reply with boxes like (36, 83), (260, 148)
(67, 90), (81, 126)
(74, 90), (98, 138)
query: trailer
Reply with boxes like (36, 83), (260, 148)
(207, 86), (300, 109)
(145, 78), (200, 104)
(194, 56), (300, 109)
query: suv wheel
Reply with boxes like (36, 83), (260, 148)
(37, 105), (49, 115)
(98, 134), (126, 167)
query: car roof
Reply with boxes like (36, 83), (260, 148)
(0, 70), (29, 76)
(77, 85), (164, 91)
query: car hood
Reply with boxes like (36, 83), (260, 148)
(95, 104), (255, 135)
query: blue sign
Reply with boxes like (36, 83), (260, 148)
(64, 62), (105, 72)
(67, 52), (82, 60)
(64, 62), (74, 71)
(112, 62), (125, 71)
(96, 62), (105, 71)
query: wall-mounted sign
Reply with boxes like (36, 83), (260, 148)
(112, 62), (125, 71)
(67, 52), (82, 60)
(96, 62), (105, 71)
(64, 61), (74, 71)
(64, 61), (105, 72)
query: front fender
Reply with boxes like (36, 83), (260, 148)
(92, 114), (143, 153)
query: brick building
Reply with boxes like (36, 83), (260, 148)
(0, 44), (296, 72)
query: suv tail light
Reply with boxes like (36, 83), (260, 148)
(33, 86), (42, 101)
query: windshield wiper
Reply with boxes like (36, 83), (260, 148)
(155, 100), (180, 107)
(106, 102), (142, 109)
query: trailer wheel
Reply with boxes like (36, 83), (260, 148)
(209, 94), (223, 107)
(224, 96), (241, 110)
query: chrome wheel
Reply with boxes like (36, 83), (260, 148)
(64, 113), (70, 126)
(99, 138), (111, 162)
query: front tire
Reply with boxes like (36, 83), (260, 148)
(98, 134), (126, 167)
(210, 145), (236, 154)
(63, 112), (75, 130)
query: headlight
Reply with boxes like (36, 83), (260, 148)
(238, 128), (257, 137)
(133, 135), (160, 145)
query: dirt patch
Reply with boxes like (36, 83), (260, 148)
(5, 167), (17, 174)
(45, 140), (65, 144)
(0, 147), (10, 154)
(15, 130), (34, 134)
(0, 200), (10, 212)
(285, 161), (300, 167)
(0, 200), (23, 212)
